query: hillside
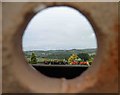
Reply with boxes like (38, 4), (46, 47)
(24, 48), (97, 59)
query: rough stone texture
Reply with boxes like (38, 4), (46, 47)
(2, 2), (118, 93)
(0, 2), (2, 94)
(2, 0), (119, 2)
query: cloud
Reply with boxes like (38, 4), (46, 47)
(22, 6), (97, 51)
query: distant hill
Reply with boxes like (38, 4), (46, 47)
(24, 48), (97, 59)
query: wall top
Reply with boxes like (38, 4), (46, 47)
(1, 0), (120, 2)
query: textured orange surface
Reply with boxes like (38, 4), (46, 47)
(2, 2), (118, 93)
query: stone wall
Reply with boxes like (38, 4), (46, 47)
(2, 2), (119, 93)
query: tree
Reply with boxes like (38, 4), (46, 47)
(68, 54), (78, 64)
(30, 52), (37, 64)
(78, 53), (90, 61)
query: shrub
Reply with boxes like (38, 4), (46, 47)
(68, 54), (78, 64)
(30, 52), (37, 64)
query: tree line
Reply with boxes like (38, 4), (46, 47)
(28, 52), (95, 65)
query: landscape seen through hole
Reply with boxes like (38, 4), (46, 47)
(22, 6), (97, 79)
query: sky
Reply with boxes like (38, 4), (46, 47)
(22, 6), (97, 51)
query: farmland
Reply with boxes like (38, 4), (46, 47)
(24, 48), (96, 65)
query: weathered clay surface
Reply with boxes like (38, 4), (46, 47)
(2, 0), (119, 2)
(2, 2), (118, 93)
(0, 2), (2, 94)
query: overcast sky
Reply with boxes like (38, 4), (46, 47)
(22, 6), (97, 51)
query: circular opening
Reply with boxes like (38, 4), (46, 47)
(22, 6), (97, 79)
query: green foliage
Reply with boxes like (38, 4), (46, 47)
(90, 54), (96, 58)
(24, 49), (96, 64)
(75, 58), (83, 62)
(24, 49), (96, 60)
(30, 52), (37, 64)
(78, 53), (90, 61)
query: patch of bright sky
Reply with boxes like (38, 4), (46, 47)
(22, 6), (97, 51)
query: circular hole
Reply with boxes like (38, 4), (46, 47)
(22, 6), (97, 79)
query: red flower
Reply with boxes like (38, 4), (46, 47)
(71, 61), (78, 64)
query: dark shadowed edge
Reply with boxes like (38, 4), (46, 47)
(1, 93), (120, 95)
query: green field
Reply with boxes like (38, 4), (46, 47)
(24, 48), (96, 64)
